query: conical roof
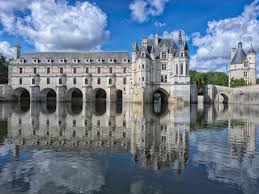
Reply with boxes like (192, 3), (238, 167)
(231, 42), (247, 64)
(248, 44), (256, 54)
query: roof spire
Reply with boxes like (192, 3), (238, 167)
(133, 42), (139, 52)
(248, 44), (256, 54)
(178, 31), (183, 46)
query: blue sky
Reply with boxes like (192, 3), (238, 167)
(0, 0), (258, 72)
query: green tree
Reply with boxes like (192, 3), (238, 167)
(230, 78), (247, 87)
(0, 55), (9, 84)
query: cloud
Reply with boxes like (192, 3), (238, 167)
(0, 41), (14, 58)
(154, 21), (166, 27)
(129, 0), (170, 23)
(190, 0), (259, 72)
(0, 0), (109, 51)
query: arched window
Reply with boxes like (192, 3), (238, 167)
(109, 78), (112, 85)
(85, 78), (88, 84)
(59, 78), (62, 84)
(32, 78), (35, 84)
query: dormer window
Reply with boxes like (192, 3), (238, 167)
(72, 59), (79, 63)
(33, 58), (39, 63)
(123, 58), (128, 63)
(46, 58), (52, 63)
(59, 58), (65, 63)
(19, 58), (25, 63)
(244, 61), (248, 67)
(109, 58), (115, 63)
(161, 52), (167, 59)
(97, 59), (103, 63)
(180, 52), (184, 58)
(85, 59), (91, 63)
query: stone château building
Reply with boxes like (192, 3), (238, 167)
(9, 31), (193, 103)
(229, 42), (257, 85)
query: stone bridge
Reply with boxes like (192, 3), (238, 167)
(204, 84), (259, 105)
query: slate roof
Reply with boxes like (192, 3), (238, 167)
(12, 51), (129, 65)
(248, 45), (256, 54)
(231, 42), (247, 64)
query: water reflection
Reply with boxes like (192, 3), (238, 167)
(0, 102), (257, 193)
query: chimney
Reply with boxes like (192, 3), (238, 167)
(142, 37), (147, 49)
(155, 33), (159, 46)
(178, 31), (183, 46)
(231, 48), (237, 60)
(14, 44), (21, 59)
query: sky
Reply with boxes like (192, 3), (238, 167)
(0, 0), (258, 72)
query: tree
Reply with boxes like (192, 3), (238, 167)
(230, 78), (247, 87)
(190, 70), (229, 95)
(0, 55), (9, 84)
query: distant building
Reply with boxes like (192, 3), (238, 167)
(229, 42), (257, 86)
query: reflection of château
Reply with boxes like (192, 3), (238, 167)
(7, 102), (191, 172)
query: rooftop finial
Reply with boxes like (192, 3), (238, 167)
(178, 31), (183, 46)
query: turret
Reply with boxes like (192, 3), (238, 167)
(14, 44), (21, 59)
(155, 33), (159, 46)
(247, 44), (256, 64)
(142, 37), (148, 50)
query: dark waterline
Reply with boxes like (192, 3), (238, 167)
(0, 102), (258, 194)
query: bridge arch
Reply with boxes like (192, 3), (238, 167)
(153, 88), (169, 104)
(217, 93), (229, 104)
(66, 88), (83, 102)
(12, 87), (30, 101)
(40, 88), (57, 102)
(94, 88), (107, 101)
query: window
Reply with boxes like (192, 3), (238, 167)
(19, 67), (23, 74)
(86, 67), (89, 73)
(164, 75), (167, 82)
(47, 67), (50, 74)
(60, 67), (63, 74)
(244, 62), (248, 67)
(73, 59), (78, 63)
(33, 59), (38, 63)
(98, 67), (101, 73)
(19, 78), (22, 84)
(180, 63), (183, 75)
(97, 78), (101, 84)
(109, 78), (112, 85)
(59, 59), (65, 63)
(181, 52), (184, 57)
(161, 75), (164, 82)
(46, 59), (52, 63)
(142, 64), (144, 69)
(109, 67), (112, 73)
(59, 78), (62, 84)
(176, 64), (178, 75)
(123, 78), (127, 85)
(47, 78), (50, 84)
(34, 67), (37, 74)
(73, 120), (76, 127)
(123, 67), (126, 73)
(161, 75), (167, 83)
(97, 120), (100, 127)
(142, 77), (144, 81)
(32, 78), (35, 84)
(85, 78), (88, 85)
(73, 67), (77, 74)
(162, 64), (166, 70)
(244, 71), (248, 78)
(162, 52), (166, 59)
(46, 119), (49, 125)
(73, 78), (76, 84)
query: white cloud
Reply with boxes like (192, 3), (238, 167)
(0, 41), (14, 58)
(190, 0), (259, 72)
(154, 21), (166, 27)
(0, 0), (109, 51)
(129, 0), (170, 23)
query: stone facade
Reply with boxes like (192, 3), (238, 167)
(229, 42), (257, 85)
(9, 32), (192, 104)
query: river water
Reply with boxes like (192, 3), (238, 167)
(0, 102), (258, 194)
